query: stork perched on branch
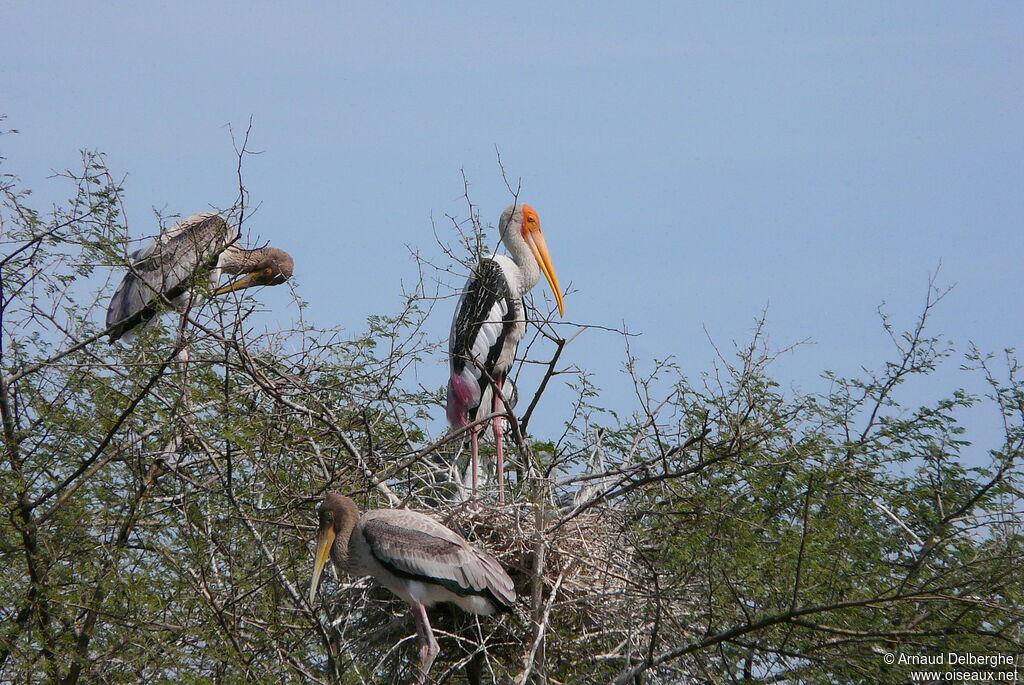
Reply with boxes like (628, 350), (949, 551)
(309, 493), (515, 684)
(105, 213), (293, 342)
(447, 203), (565, 504)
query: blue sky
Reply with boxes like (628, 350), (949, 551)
(3, 2), (1021, 456)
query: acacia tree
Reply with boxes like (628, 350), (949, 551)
(1, 144), (1020, 684)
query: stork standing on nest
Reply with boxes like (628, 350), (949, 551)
(105, 213), (294, 342)
(309, 493), (515, 684)
(446, 203), (565, 504)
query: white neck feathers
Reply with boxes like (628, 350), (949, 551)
(498, 207), (540, 295)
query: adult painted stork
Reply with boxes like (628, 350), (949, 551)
(309, 493), (516, 685)
(105, 213), (294, 342)
(447, 203), (565, 504)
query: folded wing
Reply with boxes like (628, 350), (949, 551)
(447, 258), (516, 426)
(361, 510), (516, 610)
(106, 213), (233, 341)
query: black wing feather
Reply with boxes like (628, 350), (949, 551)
(449, 259), (518, 419)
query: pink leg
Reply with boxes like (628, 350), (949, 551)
(176, 309), (192, 371)
(493, 378), (506, 505)
(177, 309), (191, 356)
(470, 423), (480, 506)
(410, 603), (439, 685)
(178, 306), (191, 336)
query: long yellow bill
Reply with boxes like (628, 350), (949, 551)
(212, 271), (262, 296)
(526, 229), (565, 316)
(308, 525), (336, 604)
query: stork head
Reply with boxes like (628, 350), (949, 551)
(500, 203), (566, 316)
(308, 493), (356, 604)
(213, 248), (294, 295)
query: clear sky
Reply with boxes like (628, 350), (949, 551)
(3, 2), (1021, 457)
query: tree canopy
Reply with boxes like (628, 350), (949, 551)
(1, 148), (1020, 684)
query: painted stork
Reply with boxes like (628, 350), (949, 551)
(105, 213), (294, 342)
(447, 203), (565, 504)
(309, 493), (516, 684)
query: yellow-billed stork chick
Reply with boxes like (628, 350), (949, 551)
(309, 494), (516, 684)
(105, 213), (293, 342)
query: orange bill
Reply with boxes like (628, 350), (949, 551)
(525, 229), (565, 316)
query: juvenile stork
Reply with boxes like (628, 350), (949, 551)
(447, 203), (565, 503)
(309, 493), (516, 684)
(105, 213), (293, 342)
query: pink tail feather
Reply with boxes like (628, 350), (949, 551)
(447, 372), (476, 429)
